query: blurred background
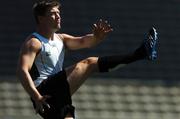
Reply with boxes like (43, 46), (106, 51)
(0, 0), (180, 119)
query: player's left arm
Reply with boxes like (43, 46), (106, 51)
(59, 19), (113, 50)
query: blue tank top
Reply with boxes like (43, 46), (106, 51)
(31, 32), (65, 87)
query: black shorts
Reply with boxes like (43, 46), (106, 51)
(31, 70), (75, 119)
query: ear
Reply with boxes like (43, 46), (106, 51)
(37, 16), (44, 24)
(38, 16), (42, 20)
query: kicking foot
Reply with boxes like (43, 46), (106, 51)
(144, 27), (158, 60)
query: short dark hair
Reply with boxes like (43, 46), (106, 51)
(32, 0), (61, 24)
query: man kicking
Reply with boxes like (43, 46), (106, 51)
(16, 0), (158, 119)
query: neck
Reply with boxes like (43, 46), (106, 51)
(36, 25), (56, 40)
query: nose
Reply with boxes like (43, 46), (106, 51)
(56, 13), (61, 20)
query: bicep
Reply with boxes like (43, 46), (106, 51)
(17, 39), (40, 72)
(60, 33), (86, 50)
(16, 47), (37, 82)
(20, 52), (36, 71)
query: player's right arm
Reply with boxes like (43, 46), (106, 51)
(16, 37), (49, 113)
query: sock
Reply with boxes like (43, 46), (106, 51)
(98, 45), (147, 72)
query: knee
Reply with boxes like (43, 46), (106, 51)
(72, 57), (98, 74)
(82, 57), (98, 65)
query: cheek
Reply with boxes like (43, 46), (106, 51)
(46, 17), (55, 24)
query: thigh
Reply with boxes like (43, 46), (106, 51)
(65, 57), (98, 95)
(38, 70), (72, 107)
(32, 71), (75, 119)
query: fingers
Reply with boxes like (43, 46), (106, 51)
(35, 103), (44, 114)
(43, 101), (51, 109)
(42, 95), (51, 108)
(94, 19), (113, 33)
(92, 24), (97, 32)
(96, 19), (103, 28)
(92, 19), (113, 41)
(35, 95), (51, 114)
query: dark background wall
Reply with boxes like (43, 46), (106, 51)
(0, 0), (180, 80)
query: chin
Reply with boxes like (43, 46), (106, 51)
(56, 25), (61, 30)
(54, 26), (61, 32)
(58, 25), (61, 29)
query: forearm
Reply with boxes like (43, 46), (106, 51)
(63, 34), (99, 50)
(17, 69), (41, 100)
(61, 29), (106, 50)
(81, 34), (101, 48)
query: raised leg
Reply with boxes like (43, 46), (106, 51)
(65, 57), (99, 95)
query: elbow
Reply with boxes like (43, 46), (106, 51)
(16, 67), (23, 80)
(16, 67), (27, 80)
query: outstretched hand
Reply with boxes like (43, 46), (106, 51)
(93, 19), (113, 42)
(34, 95), (51, 114)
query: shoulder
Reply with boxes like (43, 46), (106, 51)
(56, 33), (74, 41)
(21, 35), (42, 54)
(56, 33), (64, 39)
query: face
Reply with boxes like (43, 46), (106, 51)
(40, 6), (61, 31)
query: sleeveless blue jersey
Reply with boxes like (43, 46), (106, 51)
(31, 32), (65, 87)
